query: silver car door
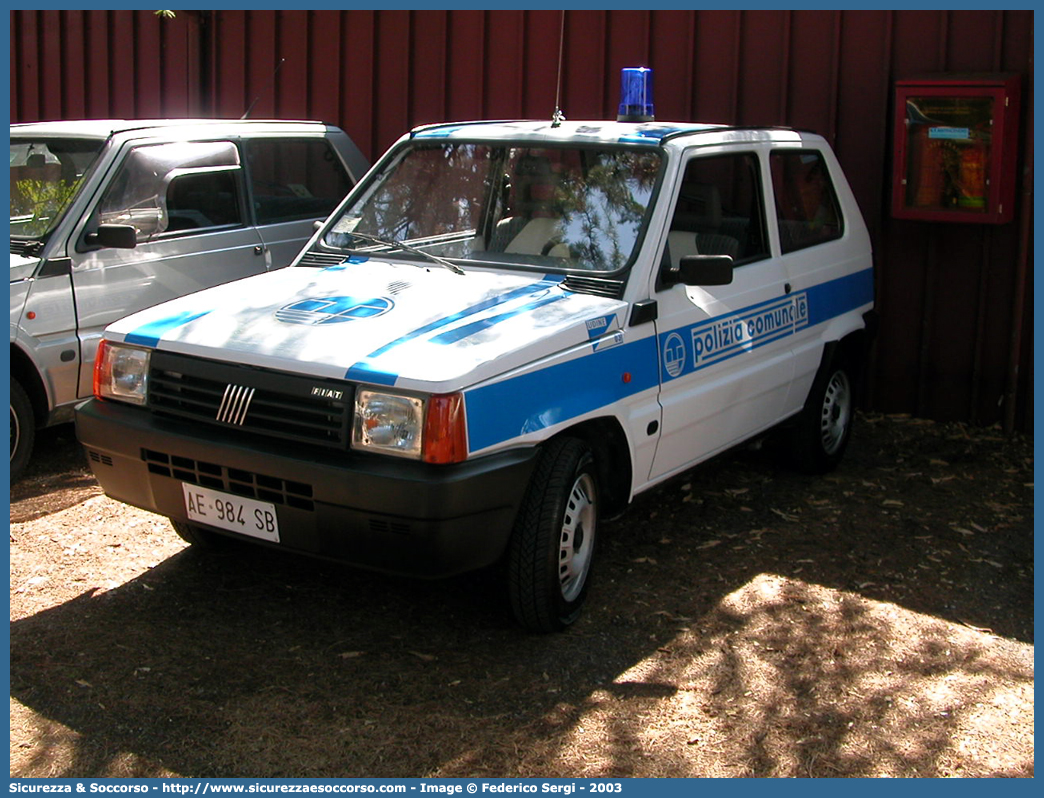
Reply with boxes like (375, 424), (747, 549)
(68, 139), (267, 399)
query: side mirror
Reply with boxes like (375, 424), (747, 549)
(85, 223), (138, 250)
(666, 254), (734, 287)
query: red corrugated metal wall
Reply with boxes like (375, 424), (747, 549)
(8, 9), (1034, 432)
(9, 10), (202, 120)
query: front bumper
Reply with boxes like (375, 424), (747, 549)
(75, 398), (539, 578)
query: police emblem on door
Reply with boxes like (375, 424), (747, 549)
(663, 332), (686, 379)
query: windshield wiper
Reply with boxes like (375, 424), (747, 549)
(11, 239), (45, 257)
(343, 231), (465, 275)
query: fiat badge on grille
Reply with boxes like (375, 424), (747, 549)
(311, 387), (343, 400)
(216, 384), (256, 425)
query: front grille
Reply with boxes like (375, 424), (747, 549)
(88, 450), (113, 467)
(148, 352), (351, 449)
(369, 519), (412, 536)
(142, 449), (315, 511)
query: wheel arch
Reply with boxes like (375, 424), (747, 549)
(811, 321), (872, 389)
(836, 325), (873, 398)
(546, 416), (633, 519)
(9, 343), (50, 427)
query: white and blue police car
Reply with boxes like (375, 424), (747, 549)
(77, 70), (875, 631)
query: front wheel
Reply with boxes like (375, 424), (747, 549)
(508, 438), (599, 633)
(787, 356), (855, 474)
(10, 379), (35, 483)
(170, 519), (240, 550)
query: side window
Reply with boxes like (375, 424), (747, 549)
(667, 152), (768, 269)
(94, 141), (244, 241)
(244, 138), (353, 225)
(769, 150), (843, 254)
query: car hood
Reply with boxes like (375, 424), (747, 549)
(105, 259), (629, 393)
(10, 254), (41, 283)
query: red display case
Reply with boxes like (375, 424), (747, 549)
(891, 74), (1021, 224)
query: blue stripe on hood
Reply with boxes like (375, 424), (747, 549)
(124, 310), (212, 347)
(430, 293), (569, 345)
(344, 275), (564, 382)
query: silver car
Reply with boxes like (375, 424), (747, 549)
(10, 119), (369, 480)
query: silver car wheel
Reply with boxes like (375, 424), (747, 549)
(559, 472), (596, 603)
(820, 370), (852, 456)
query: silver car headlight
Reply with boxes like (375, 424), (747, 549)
(94, 340), (150, 405)
(352, 389), (425, 459)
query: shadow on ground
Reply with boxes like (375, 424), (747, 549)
(9, 415), (1034, 777)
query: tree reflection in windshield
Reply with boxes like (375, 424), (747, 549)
(326, 142), (662, 273)
(10, 140), (104, 239)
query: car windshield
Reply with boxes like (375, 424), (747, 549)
(10, 138), (105, 239)
(322, 141), (663, 274)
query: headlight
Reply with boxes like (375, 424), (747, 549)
(93, 340), (150, 405)
(351, 390), (468, 463)
(352, 390), (425, 459)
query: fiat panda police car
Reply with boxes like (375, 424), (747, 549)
(77, 73), (875, 631)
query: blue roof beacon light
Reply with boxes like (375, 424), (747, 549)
(617, 67), (654, 122)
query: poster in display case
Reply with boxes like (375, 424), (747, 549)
(892, 74), (1021, 224)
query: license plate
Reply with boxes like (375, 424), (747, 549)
(182, 483), (280, 543)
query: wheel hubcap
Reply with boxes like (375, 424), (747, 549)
(559, 472), (596, 602)
(820, 370), (852, 455)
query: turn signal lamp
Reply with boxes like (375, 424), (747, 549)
(423, 393), (468, 464)
(618, 67), (654, 122)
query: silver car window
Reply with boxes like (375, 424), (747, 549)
(96, 140), (244, 240)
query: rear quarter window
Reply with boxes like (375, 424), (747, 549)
(770, 150), (844, 254)
(244, 138), (354, 225)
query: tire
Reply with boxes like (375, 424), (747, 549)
(508, 437), (599, 632)
(787, 355), (855, 474)
(170, 519), (239, 550)
(10, 379), (35, 483)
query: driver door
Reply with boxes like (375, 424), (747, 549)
(68, 139), (267, 398)
(648, 147), (796, 481)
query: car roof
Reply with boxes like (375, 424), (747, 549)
(10, 118), (334, 140)
(410, 119), (811, 148)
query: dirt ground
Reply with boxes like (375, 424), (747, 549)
(9, 413), (1034, 779)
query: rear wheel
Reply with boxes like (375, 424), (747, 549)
(508, 437), (599, 632)
(788, 355), (855, 474)
(10, 379), (35, 483)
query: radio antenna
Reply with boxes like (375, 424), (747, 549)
(241, 58), (285, 119)
(551, 11), (566, 127)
